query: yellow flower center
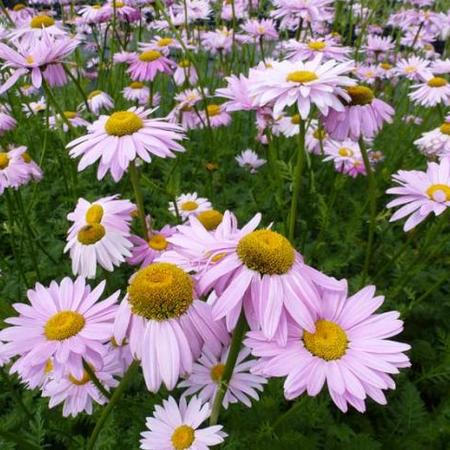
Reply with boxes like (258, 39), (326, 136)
(22, 152), (32, 163)
(346, 85), (374, 106)
(197, 210), (223, 231)
(138, 50), (161, 62)
(303, 319), (348, 360)
(158, 37), (173, 47)
(105, 111), (143, 136)
(171, 425), (195, 450)
(0, 152), (9, 169)
(25, 55), (34, 64)
(180, 200), (199, 211)
(148, 234), (168, 251)
(380, 62), (392, 70)
(88, 90), (102, 99)
(426, 184), (450, 202)
(286, 70), (318, 83)
(85, 204), (104, 225)
(210, 363), (225, 383)
(44, 311), (85, 341)
(427, 77), (447, 88)
(313, 129), (326, 140)
(63, 111), (77, 119)
(308, 41), (326, 51)
(114, 1), (125, 7)
(30, 15), (55, 28)
(338, 147), (353, 157)
(13, 3), (25, 11)
(127, 263), (193, 320)
(439, 123), (450, 135)
(237, 229), (295, 275)
(44, 359), (53, 373)
(404, 65), (416, 73)
(179, 59), (191, 68)
(92, 4), (102, 9)
(129, 81), (144, 89)
(206, 104), (221, 117)
(290, 114), (301, 125)
(77, 224), (105, 245)
(69, 370), (91, 385)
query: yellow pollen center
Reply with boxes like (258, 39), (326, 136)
(158, 37), (173, 47)
(179, 59), (191, 68)
(69, 370), (91, 385)
(13, 3), (25, 10)
(197, 210), (223, 230)
(440, 123), (450, 135)
(85, 204), (104, 224)
(114, 1), (125, 7)
(426, 184), (450, 202)
(206, 104), (221, 116)
(181, 200), (199, 211)
(138, 50), (161, 62)
(290, 114), (301, 125)
(404, 65), (416, 73)
(303, 319), (348, 361)
(63, 111), (77, 119)
(380, 63), (392, 70)
(338, 147), (353, 157)
(25, 55), (34, 64)
(0, 152), (10, 169)
(22, 152), (32, 163)
(30, 15), (55, 28)
(105, 111), (143, 136)
(88, 90), (102, 99)
(308, 41), (326, 51)
(427, 77), (447, 88)
(93, 4), (102, 9)
(148, 234), (168, 251)
(237, 229), (295, 275)
(346, 85), (374, 106)
(171, 425), (195, 450)
(210, 363), (225, 383)
(77, 223), (105, 245)
(127, 263), (194, 320)
(286, 70), (318, 83)
(129, 81), (144, 89)
(44, 311), (85, 341)
(313, 129), (326, 140)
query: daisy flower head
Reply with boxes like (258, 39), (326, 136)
(179, 345), (267, 408)
(122, 81), (150, 105)
(272, 113), (302, 138)
(414, 121), (450, 159)
(128, 49), (174, 82)
(0, 145), (29, 194)
(241, 18), (278, 41)
(0, 105), (17, 135)
(235, 149), (266, 173)
(284, 37), (351, 62)
(364, 35), (395, 58)
(245, 282), (411, 413)
(323, 139), (367, 178)
(49, 110), (89, 132)
(271, 0), (334, 27)
(305, 119), (329, 155)
(201, 103), (231, 128)
(113, 262), (229, 392)
(19, 147), (43, 183)
(395, 56), (430, 81)
(202, 27), (234, 55)
(409, 72), (450, 107)
(78, 4), (109, 24)
(85, 90), (114, 115)
(215, 74), (255, 112)
(140, 396), (227, 450)
(248, 55), (355, 118)
(171, 192), (212, 220)
(67, 107), (186, 182)
(128, 224), (176, 268)
(173, 58), (198, 86)
(323, 84), (395, 140)
(0, 277), (120, 382)
(386, 157), (450, 231)
(101, 0), (141, 22)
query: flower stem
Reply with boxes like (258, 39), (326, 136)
(83, 360), (112, 400)
(359, 137), (377, 283)
(209, 312), (247, 426)
(288, 120), (306, 243)
(86, 360), (139, 450)
(129, 161), (149, 238)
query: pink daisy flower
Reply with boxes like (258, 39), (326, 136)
(386, 157), (450, 231)
(101, 1), (141, 22)
(323, 85), (394, 140)
(202, 27), (234, 55)
(9, 14), (67, 46)
(235, 149), (266, 173)
(0, 105), (17, 134)
(241, 18), (278, 41)
(245, 282), (411, 413)
(128, 224), (176, 268)
(66, 107), (186, 182)
(113, 263), (229, 392)
(200, 104), (231, 128)
(170, 192), (212, 220)
(216, 74), (255, 112)
(49, 110), (90, 132)
(168, 88), (204, 130)
(284, 37), (351, 62)
(0, 145), (29, 194)
(409, 73), (450, 107)
(128, 50), (174, 82)
(140, 396), (227, 450)
(122, 81), (150, 105)
(179, 345), (267, 408)
(173, 59), (198, 86)
(323, 139), (368, 178)
(395, 56), (430, 81)
(414, 121), (450, 159)
(248, 55), (355, 118)
(20, 148), (43, 183)
(85, 90), (114, 114)
(0, 277), (120, 382)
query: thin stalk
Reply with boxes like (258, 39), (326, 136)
(41, 79), (73, 130)
(63, 64), (91, 112)
(209, 312), (247, 426)
(83, 360), (112, 400)
(129, 161), (149, 238)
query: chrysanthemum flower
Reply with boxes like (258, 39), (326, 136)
(202, 27), (233, 54)
(78, 4), (109, 24)
(128, 224), (176, 268)
(241, 18), (278, 41)
(113, 263), (229, 392)
(128, 50), (174, 82)
(22, 96), (46, 117)
(395, 56), (430, 81)
(49, 111), (89, 132)
(0, 277), (119, 381)
(323, 85), (394, 140)
(170, 192), (212, 220)
(386, 157), (450, 231)
(123, 81), (150, 105)
(248, 55), (355, 118)
(85, 90), (114, 114)
(67, 107), (186, 182)
(323, 139), (368, 178)
(179, 345), (267, 408)
(0, 145), (29, 193)
(168, 88), (204, 129)
(272, 113), (302, 138)
(216, 74), (254, 112)
(245, 283), (411, 413)
(414, 121), (450, 159)
(364, 35), (395, 57)
(101, 0), (140, 22)
(20, 147), (43, 183)
(271, 0), (334, 27)
(284, 37), (351, 62)
(201, 104), (231, 128)
(173, 59), (198, 86)
(409, 72), (450, 107)
(9, 14), (67, 46)
(305, 119), (329, 155)
(0, 105), (16, 135)
(140, 396), (227, 450)
(235, 149), (266, 173)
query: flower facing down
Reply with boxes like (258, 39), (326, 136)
(235, 149), (266, 173)
(67, 107), (186, 182)
(0, 277), (119, 382)
(245, 283), (410, 413)
(386, 157), (450, 231)
(140, 396), (227, 450)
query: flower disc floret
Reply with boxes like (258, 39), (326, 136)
(291, 114), (301, 124)
(440, 123), (450, 135)
(427, 77), (447, 88)
(0, 152), (9, 169)
(127, 263), (194, 320)
(139, 50), (162, 62)
(171, 425), (195, 450)
(308, 41), (326, 51)
(30, 15), (55, 28)
(105, 111), (143, 136)
(85, 204), (104, 224)
(197, 210), (223, 230)
(426, 184), (450, 202)
(206, 104), (221, 116)
(286, 70), (318, 83)
(181, 200), (198, 211)
(130, 81), (144, 89)
(148, 234), (168, 251)
(210, 363), (225, 383)
(303, 319), (348, 360)
(346, 85), (374, 105)
(158, 38), (173, 47)
(64, 111), (77, 119)
(69, 370), (90, 385)
(77, 224), (105, 245)
(44, 311), (85, 341)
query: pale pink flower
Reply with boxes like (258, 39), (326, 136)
(409, 72), (450, 107)
(414, 121), (450, 159)
(241, 18), (278, 41)
(0, 145), (29, 193)
(284, 37), (351, 62)
(170, 192), (212, 220)
(235, 149), (266, 173)
(122, 81), (150, 105)
(323, 139), (368, 178)
(216, 74), (255, 112)
(128, 50), (174, 82)
(85, 90), (114, 114)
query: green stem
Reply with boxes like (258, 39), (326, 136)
(41, 79), (73, 130)
(63, 64), (91, 112)
(209, 312), (247, 426)
(86, 361), (139, 450)
(288, 120), (306, 243)
(129, 161), (149, 238)
(83, 360), (112, 400)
